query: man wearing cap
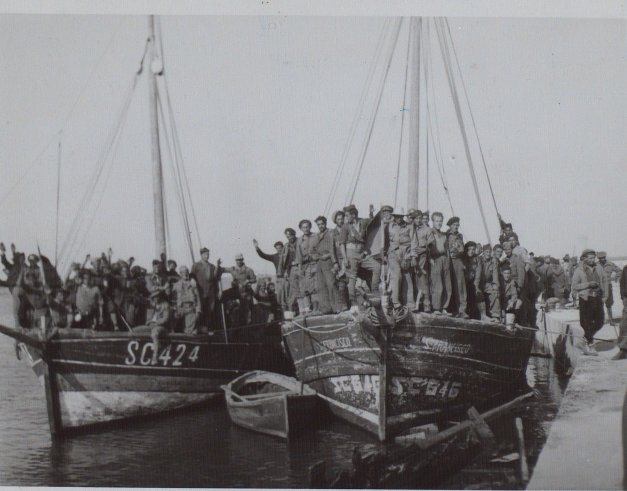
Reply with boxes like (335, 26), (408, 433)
(294, 219), (318, 313)
(145, 259), (169, 322)
(281, 227), (299, 313)
(173, 265), (201, 334)
(463, 241), (480, 319)
(191, 247), (221, 328)
(311, 216), (343, 314)
(331, 211), (349, 310)
(446, 216), (468, 318)
(502, 241), (527, 322)
(571, 249), (608, 354)
(253, 238), (289, 314)
(386, 207), (417, 312)
(428, 212), (452, 315)
(413, 209), (432, 312)
(339, 205), (381, 306)
(500, 265), (522, 324)
(476, 244), (501, 321)
(598, 251), (621, 324)
(223, 253), (257, 325)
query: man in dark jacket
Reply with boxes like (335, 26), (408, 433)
(612, 265), (627, 360)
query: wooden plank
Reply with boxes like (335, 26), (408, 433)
(395, 391), (534, 446)
(515, 417), (529, 483)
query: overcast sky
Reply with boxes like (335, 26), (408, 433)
(1, 13), (625, 275)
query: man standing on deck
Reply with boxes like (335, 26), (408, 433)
(428, 212), (452, 316)
(222, 254), (257, 326)
(282, 228), (298, 313)
(571, 249), (608, 355)
(311, 216), (342, 314)
(503, 242), (527, 323)
(612, 265), (627, 360)
(191, 247), (221, 329)
(446, 216), (468, 318)
(463, 241), (480, 320)
(74, 270), (103, 329)
(331, 211), (349, 311)
(386, 207), (417, 313)
(173, 265), (201, 334)
(413, 209), (433, 313)
(476, 244), (501, 322)
(339, 205), (381, 306)
(598, 251), (621, 325)
(253, 238), (289, 313)
(295, 220), (316, 314)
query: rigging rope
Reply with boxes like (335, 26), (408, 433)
(435, 18), (491, 244)
(157, 17), (202, 256)
(322, 18), (391, 217)
(393, 20), (412, 209)
(156, 88), (195, 264)
(0, 22), (123, 208)
(347, 17), (403, 205)
(54, 132), (62, 266)
(443, 18), (501, 220)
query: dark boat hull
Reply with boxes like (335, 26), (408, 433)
(281, 310), (535, 440)
(0, 323), (292, 436)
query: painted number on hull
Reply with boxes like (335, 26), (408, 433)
(124, 341), (200, 367)
(391, 377), (461, 399)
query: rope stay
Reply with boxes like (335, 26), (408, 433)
(435, 18), (491, 245)
(157, 17), (202, 258)
(393, 20), (412, 209)
(0, 23), (124, 209)
(54, 132), (62, 267)
(322, 18), (391, 217)
(442, 18), (501, 222)
(347, 17), (404, 205)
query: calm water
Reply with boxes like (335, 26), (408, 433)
(0, 290), (566, 488)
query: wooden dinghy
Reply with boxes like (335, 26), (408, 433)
(221, 370), (320, 439)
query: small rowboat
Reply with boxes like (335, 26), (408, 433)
(221, 370), (320, 439)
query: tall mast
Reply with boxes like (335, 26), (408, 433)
(407, 17), (422, 210)
(148, 15), (167, 258)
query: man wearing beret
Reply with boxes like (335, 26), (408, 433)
(311, 216), (343, 314)
(191, 247), (222, 328)
(446, 216), (468, 318)
(413, 209), (433, 313)
(339, 205), (381, 306)
(386, 206), (417, 312)
(331, 211), (349, 310)
(428, 212), (452, 315)
(253, 238), (288, 314)
(571, 249), (608, 355)
(295, 219), (317, 314)
(598, 251), (621, 325)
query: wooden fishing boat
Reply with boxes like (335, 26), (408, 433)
(282, 309), (535, 441)
(0, 16), (292, 437)
(0, 322), (292, 436)
(281, 17), (537, 441)
(221, 370), (319, 439)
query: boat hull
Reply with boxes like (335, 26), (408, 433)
(4, 324), (292, 436)
(281, 311), (535, 440)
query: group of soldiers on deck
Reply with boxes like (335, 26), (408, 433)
(253, 204), (541, 326)
(0, 242), (276, 343)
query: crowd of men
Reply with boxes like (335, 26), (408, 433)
(253, 205), (625, 347)
(1, 203), (625, 361)
(0, 241), (283, 362)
